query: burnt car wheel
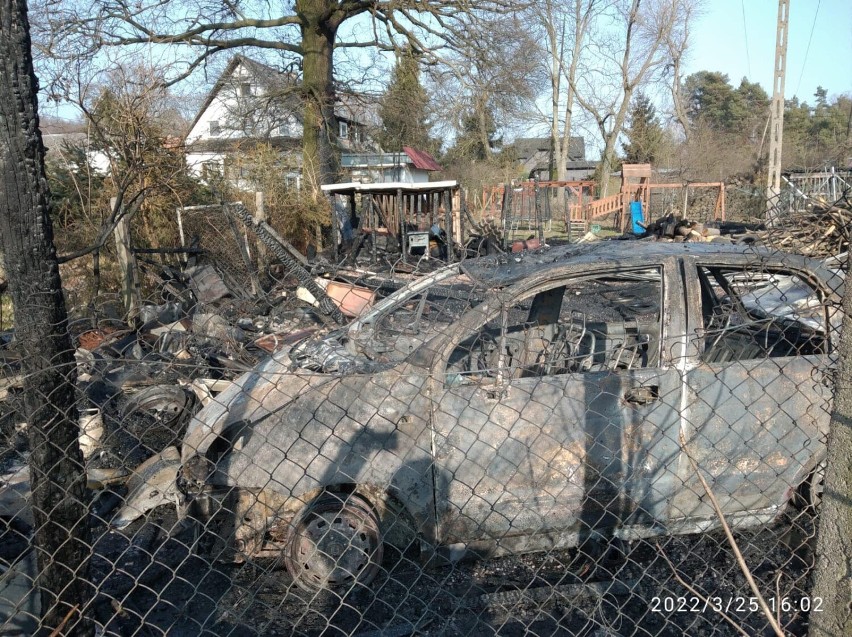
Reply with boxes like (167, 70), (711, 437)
(797, 463), (825, 511)
(285, 492), (383, 591)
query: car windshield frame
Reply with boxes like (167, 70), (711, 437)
(424, 264), (667, 379)
(346, 263), (465, 336)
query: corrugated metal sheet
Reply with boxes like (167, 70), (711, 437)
(403, 147), (442, 172)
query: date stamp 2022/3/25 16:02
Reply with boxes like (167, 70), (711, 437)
(650, 596), (823, 614)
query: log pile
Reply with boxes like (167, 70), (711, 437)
(640, 214), (729, 243)
(746, 198), (852, 258)
(639, 197), (852, 259)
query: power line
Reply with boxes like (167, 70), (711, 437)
(794, 0), (821, 98)
(741, 0), (752, 78)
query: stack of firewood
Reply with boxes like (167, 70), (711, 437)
(640, 197), (852, 259)
(748, 198), (852, 258)
(640, 214), (727, 243)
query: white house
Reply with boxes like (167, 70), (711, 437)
(184, 55), (377, 185)
(42, 132), (111, 174)
(341, 147), (442, 184)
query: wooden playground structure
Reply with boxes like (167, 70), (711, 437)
(482, 164), (727, 236)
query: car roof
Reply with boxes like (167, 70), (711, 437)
(460, 241), (834, 289)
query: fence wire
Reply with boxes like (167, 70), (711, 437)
(0, 194), (845, 637)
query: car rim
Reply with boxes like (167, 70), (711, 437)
(808, 464), (825, 509)
(286, 493), (383, 591)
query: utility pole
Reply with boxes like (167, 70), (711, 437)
(766, 0), (789, 222)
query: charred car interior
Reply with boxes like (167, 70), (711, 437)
(447, 269), (663, 380)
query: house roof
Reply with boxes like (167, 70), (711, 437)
(185, 54), (377, 142)
(403, 147), (442, 171)
(185, 56), (288, 141)
(511, 136), (586, 163)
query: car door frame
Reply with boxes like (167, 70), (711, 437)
(671, 254), (834, 529)
(424, 257), (688, 557)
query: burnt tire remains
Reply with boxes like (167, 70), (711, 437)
(285, 492), (383, 592)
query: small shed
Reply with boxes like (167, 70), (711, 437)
(340, 147), (443, 184)
(321, 180), (461, 262)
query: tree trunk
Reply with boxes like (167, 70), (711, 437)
(298, 0), (340, 189)
(597, 88), (633, 197)
(556, 0), (588, 183)
(477, 94), (491, 160)
(0, 1), (91, 633)
(557, 67), (577, 182)
(809, 252), (852, 637)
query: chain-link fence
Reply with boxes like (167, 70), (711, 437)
(0, 193), (848, 636)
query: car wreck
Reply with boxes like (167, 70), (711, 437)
(115, 242), (840, 592)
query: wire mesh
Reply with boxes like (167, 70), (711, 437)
(0, 193), (846, 636)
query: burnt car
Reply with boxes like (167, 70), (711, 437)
(118, 243), (840, 591)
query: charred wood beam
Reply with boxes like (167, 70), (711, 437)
(130, 247), (204, 255)
(227, 204), (347, 326)
(0, 0), (92, 631)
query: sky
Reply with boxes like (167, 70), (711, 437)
(686, 0), (852, 102)
(39, 0), (851, 133)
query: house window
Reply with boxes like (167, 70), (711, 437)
(209, 120), (221, 136)
(240, 83), (252, 97)
(338, 121), (349, 139)
(352, 126), (361, 143)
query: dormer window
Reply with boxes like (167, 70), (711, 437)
(338, 121), (349, 139)
(209, 120), (221, 136)
(240, 83), (252, 97)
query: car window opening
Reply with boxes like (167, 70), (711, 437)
(696, 265), (828, 363)
(447, 269), (663, 383)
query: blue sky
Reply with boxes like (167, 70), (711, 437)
(40, 0), (850, 127)
(686, 0), (851, 102)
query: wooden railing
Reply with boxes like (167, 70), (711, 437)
(483, 180), (726, 228)
(587, 192), (626, 218)
(568, 192), (626, 222)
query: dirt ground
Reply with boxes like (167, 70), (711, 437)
(78, 504), (817, 637)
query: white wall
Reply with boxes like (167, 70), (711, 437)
(186, 61), (303, 146)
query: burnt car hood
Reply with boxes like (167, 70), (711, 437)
(181, 350), (343, 463)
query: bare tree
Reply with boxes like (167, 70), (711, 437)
(534, 0), (599, 182)
(664, 0), (696, 140)
(0, 0), (91, 632)
(37, 0), (516, 192)
(47, 63), (205, 269)
(430, 11), (543, 161)
(571, 0), (690, 195)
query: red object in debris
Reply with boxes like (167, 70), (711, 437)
(326, 282), (375, 318)
(77, 326), (121, 350)
(511, 238), (541, 253)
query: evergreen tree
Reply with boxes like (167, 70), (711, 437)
(684, 71), (736, 130)
(444, 103), (501, 163)
(782, 90), (851, 168)
(377, 49), (432, 152)
(622, 93), (663, 164)
(45, 141), (106, 231)
(682, 72), (770, 141)
(730, 78), (769, 139)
